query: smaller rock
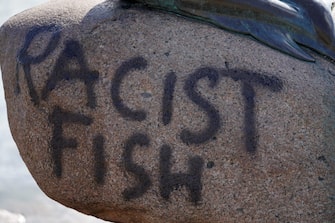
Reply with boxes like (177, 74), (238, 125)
(0, 209), (26, 223)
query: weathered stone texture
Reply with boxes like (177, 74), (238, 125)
(1, 1), (335, 222)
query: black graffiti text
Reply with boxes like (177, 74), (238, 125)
(17, 25), (284, 205)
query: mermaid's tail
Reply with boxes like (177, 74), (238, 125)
(175, 0), (335, 61)
(138, 0), (335, 61)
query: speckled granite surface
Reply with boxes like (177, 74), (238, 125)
(1, 1), (335, 222)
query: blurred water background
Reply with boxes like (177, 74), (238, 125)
(0, 1), (107, 222)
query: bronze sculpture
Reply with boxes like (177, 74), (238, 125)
(134, 0), (335, 61)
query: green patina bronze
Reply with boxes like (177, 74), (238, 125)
(134, 0), (335, 62)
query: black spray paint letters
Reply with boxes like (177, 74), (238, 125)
(42, 40), (99, 108)
(17, 25), (284, 154)
(160, 144), (204, 204)
(112, 57), (283, 152)
(17, 25), (99, 108)
(93, 134), (107, 184)
(162, 72), (177, 126)
(17, 25), (284, 204)
(111, 57), (148, 121)
(122, 133), (152, 200)
(181, 67), (221, 145)
(17, 25), (61, 105)
(49, 106), (106, 184)
(220, 69), (283, 153)
(122, 133), (204, 204)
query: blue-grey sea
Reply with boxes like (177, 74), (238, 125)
(0, 1), (106, 222)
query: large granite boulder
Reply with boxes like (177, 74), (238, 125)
(1, 0), (335, 222)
